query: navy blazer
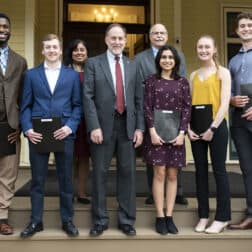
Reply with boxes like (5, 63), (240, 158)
(20, 64), (82, 137)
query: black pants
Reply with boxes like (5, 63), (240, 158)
(231, 125), (252, 216)
(191, 120), (231, 221)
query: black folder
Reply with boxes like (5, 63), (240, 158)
(32, 117), (64, 153)
(240, 83), (252, 111)
(0, 122), (16, 155)
(190, 104), (212, 135)
(154, 109), (181, 142)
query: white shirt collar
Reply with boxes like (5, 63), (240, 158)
(44, 61), (61, 70)
(106, 50), (123, 61)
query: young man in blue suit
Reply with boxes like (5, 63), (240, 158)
(20, 34), (81, 238)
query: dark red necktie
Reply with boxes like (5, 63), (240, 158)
(115, 56), (125, 114)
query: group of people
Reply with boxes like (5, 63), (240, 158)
(0, 11), (252, 238)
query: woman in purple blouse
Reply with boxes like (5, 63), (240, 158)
(144, 45), (191, 234)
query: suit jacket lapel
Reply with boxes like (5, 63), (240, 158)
(123, 56), (130, 92)
(54, 65), (64, 93)
(147, 48), (155, 62)
(37, 64), (52, 95)
(100, 53), (115, 93)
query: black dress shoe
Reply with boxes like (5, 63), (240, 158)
(62, 221), (79, 237)
(166, 216), (178, 234)
(175, 195), (188, 205)
(228, 217), (252, 230)
(145, 195), (154, 205)
(77, 197), (91, 204)
(155, 217), (168, 235)
(118, 224), (136, 236)
(20, 222), (43, 238)
(89, 224), (108, 237)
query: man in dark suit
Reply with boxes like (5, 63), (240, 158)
(20, 34), (81, 238)
(134, 23), (188, 205)
(0, 13), (27, 235)
(83, 23), (144, 236)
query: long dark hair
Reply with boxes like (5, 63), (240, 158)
(155, 45), (181, 80)
(63, 39), (87, 67)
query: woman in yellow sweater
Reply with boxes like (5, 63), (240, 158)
(188, 35), (231, 234)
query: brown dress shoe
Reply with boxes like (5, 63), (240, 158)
(0, 222), (14, 235)
(228, 217), (252, 230)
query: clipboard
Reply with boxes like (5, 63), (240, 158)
(154, 109), (181, 142)
(190, 104), (212, 135)
(32, 117), (64, 153)
(0, 122), (16, 155)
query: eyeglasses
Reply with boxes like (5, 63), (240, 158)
(150, 31), (167, 35)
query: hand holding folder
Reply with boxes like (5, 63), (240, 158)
(32, 117), (64, 153)
(240, 84), (252, 111)
(0, 122), (16, 155)
(154, 109), (181, 143)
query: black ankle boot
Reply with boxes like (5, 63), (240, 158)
(155, 217), (168, 235)
(166, 216), (178, 234)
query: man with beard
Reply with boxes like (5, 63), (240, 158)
(134, 23), (187, 205)
(0, 13), (27, 235)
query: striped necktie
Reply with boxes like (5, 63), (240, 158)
(0, 51), (7, 75)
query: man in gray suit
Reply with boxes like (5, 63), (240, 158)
(134, 23), (188, 205)
(0, 13), (27, 235)
(83, 23), (144, 237)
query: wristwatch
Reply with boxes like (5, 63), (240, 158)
(209, 126), (217, 133)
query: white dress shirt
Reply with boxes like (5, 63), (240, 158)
(44, 62), (61, 94)
(106, 50), (125, 93)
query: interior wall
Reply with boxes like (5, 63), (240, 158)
(181, 0), (252, 75)
(1, 0), (26, 57)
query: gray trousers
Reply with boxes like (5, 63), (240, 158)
(90, 114), (136, 226)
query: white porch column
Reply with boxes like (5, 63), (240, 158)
(20, 0), (36, 166)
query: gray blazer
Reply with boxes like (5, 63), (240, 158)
(0, 49), (27, 129)
(83, 52), (145, 143)
(134, 47), (187, 85)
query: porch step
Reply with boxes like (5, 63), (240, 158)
(1, 197), (251, 252)
(9, 197), (247, 228)
(0, 227), (252, 252)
